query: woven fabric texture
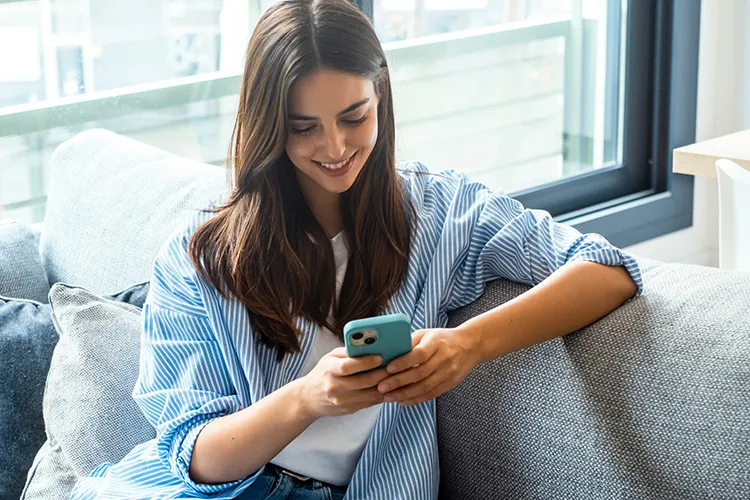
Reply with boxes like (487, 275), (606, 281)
(39, 129), (228, 296)
(22, 283), (153, 500)
(0, 221), (50, 303)
(438, 259), (750, 499)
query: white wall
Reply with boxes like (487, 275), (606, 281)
(623, 0), (749, 266)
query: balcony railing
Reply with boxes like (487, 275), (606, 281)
(0, 14), (597, 224)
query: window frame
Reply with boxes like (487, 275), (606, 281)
(566, 0), (699, 247)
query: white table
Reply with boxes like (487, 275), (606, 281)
(673, 129), (750, 176)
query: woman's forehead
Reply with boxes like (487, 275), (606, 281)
(288, 68), (376, 116)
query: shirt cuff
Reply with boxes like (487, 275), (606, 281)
(172, 416), (264, 495)
(567, 241), (644, 300)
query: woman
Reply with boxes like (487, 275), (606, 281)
(71, 0), (641, 499)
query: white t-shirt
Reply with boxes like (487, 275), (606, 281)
(270, 232), (382, 486)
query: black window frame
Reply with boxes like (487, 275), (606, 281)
(356, 0), (701, 248)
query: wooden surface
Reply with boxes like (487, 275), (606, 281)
(673, 129), (750, 177)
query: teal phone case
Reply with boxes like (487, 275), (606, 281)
(344, 313), (412, 367)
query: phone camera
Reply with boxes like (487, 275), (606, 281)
(364, 337), (376, 345)
(352, 332), (364, 340)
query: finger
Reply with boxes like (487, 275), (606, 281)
(410, 329), (429, 348)
(334, 354), (383, 376)
(333, 387), (386, 407)
(386, 340), (437, 374)
(400, 380), (453, 406)
(334, 368), (390, 393)
(384, 372), (443, 403)
(377, 360), (437, 393)
(354, 387), (388, 404)
(328, 347), (349, 358)
(344, 396), (388, 414)
(337, 368), (390, 391)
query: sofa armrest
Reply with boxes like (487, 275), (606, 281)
(438, 260), (750, 500)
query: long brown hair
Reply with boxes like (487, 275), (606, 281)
(187, 0), (414, 360)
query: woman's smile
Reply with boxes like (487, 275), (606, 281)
(312, 152), (357, 177)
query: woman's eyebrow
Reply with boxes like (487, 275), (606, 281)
(289, 98), (370, 121)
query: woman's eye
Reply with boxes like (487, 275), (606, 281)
(292, 125), (315, 135)
(343, 115), (368, 127)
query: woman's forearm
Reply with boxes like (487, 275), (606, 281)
(189, 378), (317, 485)
(460, 261), (638, 364)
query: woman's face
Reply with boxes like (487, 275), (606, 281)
(286, 67), (379, 200)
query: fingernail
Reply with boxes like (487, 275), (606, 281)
(384, 395), (395, 402)
(380, 384), (391, 393)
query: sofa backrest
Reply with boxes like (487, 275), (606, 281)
(40, 129), (229, 295)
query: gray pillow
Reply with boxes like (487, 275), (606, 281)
(21, 282), (153, 500)
(0, 221), (50, 303)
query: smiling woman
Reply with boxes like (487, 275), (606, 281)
(68, 1), (641, 499)
(186, 0), (412, 363)
(286, 69), (380, 235)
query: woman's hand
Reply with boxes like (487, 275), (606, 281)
(377, 327), (480, 406)
(299, 347), (389, 418)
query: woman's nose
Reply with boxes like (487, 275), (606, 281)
(322, 129), (346, 160)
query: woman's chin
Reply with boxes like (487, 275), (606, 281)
(312, 161), (363, 193)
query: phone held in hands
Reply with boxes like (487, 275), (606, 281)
(344, 313), (412, 368)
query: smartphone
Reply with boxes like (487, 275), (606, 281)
(344, 313), (412, 367)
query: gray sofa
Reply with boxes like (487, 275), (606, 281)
(1, 129), (748, 500)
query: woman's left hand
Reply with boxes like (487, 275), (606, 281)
(377, 327), (480, 406)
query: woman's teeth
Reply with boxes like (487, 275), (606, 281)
(319, 156), (352, 170)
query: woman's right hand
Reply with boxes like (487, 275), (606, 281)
(299, 347), (389, 418)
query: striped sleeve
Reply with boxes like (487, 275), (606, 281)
(419, 169), (643, 310)
(131, 224), (259, 495)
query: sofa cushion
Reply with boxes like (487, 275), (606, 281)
(21, 282), (154, 500)
(0, 282), (149, 500)
(438, 259), (750, 499)
(0, 221), (50, 303)
(40, 128), (228, 296)
(0, 295), (58, 500)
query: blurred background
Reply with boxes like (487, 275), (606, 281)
(0, 0), (621, 225)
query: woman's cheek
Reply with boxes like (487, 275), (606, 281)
(358, 118), (379, 149)
(286, 135), (315, 161)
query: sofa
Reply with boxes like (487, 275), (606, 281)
(1, 129), (748, 500)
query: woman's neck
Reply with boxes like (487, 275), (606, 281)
(312, 198), (343, 239)
(297, 173), (344, 239)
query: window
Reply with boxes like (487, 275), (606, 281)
(0, 0), (700, 248)
(0, 0), (267, 222)
(375, 0), (621, 194)
(364, 0), (700, 247)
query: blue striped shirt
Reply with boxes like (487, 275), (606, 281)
(71, 164), (642, 499)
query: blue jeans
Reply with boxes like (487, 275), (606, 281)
(237, 464), (347, 500)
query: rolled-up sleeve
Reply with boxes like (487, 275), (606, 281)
(415, 169), (643, 310)
(132, 226), (261, 495)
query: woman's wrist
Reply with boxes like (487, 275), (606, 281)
(290, 376), (321, 424)
(453, 321), (493, 367)
(453, 306), (517, 366)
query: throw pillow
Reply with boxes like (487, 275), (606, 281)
(10, 282), (150, 500)
(0, 221), (50, 303)
(0, 296), (58, 500)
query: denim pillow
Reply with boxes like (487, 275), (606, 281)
(0, 282), (149, 500)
